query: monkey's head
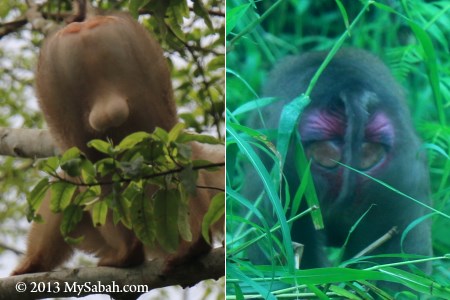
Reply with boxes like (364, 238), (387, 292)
(36, 14), (177, 160)
(263, 49), (428, 230)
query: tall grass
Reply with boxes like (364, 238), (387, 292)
(226, 0), (450, 298)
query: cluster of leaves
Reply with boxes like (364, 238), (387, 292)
(129, 0), (215, 38)
(29, 124), (224, 253)
(131, 0), (226, 137)
(226, 0), (450, 299)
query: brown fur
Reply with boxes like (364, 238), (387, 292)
(12, 14), (224, 275)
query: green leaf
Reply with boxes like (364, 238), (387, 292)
(202, 192), (224, 244)
(37, 157), (59, 174)
(168, 123), (185, 142)
(106, 184), (131, 228)
(129, 184), (156, 246)
(372, 2), (446, 126)
(88, 139), (112, 155)
(277, 94), (310, 167)
(329, 285), (359, 299)
(59, 148), (84, 178)
(50, 181), (77, 212)
(64, 235), (84, 245)
(61, 147), (82, 162)
(179, 113), (202, 132)
(179, 164), (198, 195)
(91, 200), (108, 227)
(226, 68), (258, 99)
(28, 178), (50, 214)
(95, 158), (116, 177)
(207, 55), (225, 72)
(61, 158), (83, 177)
(177, 132), (222, 144)
(81, 159), (96, 184)
(335, 0), (350, 29)
(294, 139), (323, 230)
(60, 204), (84, 236)
(227, 263), (276, 300)
(227, 122), (295, 271)
(226, 4), (251, 36)
(117, 131), (151, 151)
(177, 186), (191, 242)
(128, 0), (151, 19)
(74, 187), (100, 206)
(193, 0), (213, 29)
(166, 0), (189, 38)
(232, 97), (279, 116)
(153, 127), (169, 143)
(119, 156), (145, 178)
(154, 189), (180, 252)
(175, 142), (192, 160)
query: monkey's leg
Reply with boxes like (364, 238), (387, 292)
(164, 234), (212, 272)
(160, 143), (224, 271)
(11, 196), (73, 275)
(94, 215), (145, 268)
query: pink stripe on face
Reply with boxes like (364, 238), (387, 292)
(365, 112), (394, 146)
(300, 109), (346, 141)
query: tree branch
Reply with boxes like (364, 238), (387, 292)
(0, 18), (28, 38)
(25, 0), (61, 36)
(0, 242), (23, 256)
(0, 247), (224, 300)
(0, 127), (58, 158)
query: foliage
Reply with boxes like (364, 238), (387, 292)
(226, 0), (450, 299)
(0, 0), (224, 241)
(29, 125), (223, 252)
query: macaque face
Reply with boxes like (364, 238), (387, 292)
(36, 14), (176, 159)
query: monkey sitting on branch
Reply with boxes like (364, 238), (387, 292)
(12, 12), (224, 275)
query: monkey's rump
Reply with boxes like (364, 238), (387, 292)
(36, 15), (176, 154)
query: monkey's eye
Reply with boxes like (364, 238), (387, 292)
(359, 142), (386, 169)
(306, 141), (342, 168)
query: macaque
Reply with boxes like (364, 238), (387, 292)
(12, 13), (224, 275)
(247, 49), (432, 271)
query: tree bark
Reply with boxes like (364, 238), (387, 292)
(0, 247), (224, 300)
(0, 127), (58, 158)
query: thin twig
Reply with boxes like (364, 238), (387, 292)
(353, 226), (399, 258)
